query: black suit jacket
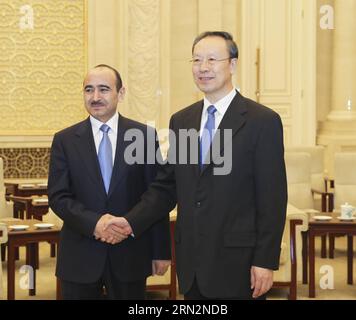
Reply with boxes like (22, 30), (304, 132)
(125, 91), (287, 298)
(48, 114), (171, 283)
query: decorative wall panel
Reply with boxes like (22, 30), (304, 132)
(0, 0), (86, 135)
(0, 147), (50, 178)
(127, 0), (160, 124)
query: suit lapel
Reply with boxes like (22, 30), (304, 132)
(74, 118), (107, 195)
(182, 102), (203, 178)
(107, 115), (130, 198)
(200, 91), (247, 174)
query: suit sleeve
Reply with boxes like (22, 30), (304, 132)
(48, 133), (100, 238)
(145, 130), (171, 260)
(125, 118), (178, 238)
(252, 112), (287, 270)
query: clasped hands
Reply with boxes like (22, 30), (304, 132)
(93, 214), (170, 275)
(94, 213), (132, 245)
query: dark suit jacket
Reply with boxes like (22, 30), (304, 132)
(125, 91), (287, 298)
(48, 114), (171, 284)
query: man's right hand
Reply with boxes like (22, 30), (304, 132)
(103, 216), (133, 242)
(94, 214), (129, 244)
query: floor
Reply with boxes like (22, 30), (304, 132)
(1, 236), (355, 300)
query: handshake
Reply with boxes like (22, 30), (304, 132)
(93, 214), (172, 276)
(94, 214), (133, 245)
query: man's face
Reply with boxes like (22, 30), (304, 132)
(192, 36), (236, 103)
(83, 68), (125, 123)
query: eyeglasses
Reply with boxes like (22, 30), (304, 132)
(190, 57), (231, 67)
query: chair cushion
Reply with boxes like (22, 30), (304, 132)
(288, 183), (314, 209)
(334, 185), (356, 208)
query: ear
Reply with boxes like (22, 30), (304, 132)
(117, 86), (126, 102)
(229, 58), (237, 75)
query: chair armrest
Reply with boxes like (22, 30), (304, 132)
(0, 223), (8, 243)
(7, 195), (32, 204)
(311, 189), (333, 196)
(304, 208), (320, 216)
(289, 219), (303, 273)
(311, 190), (334, 212)
(6, 195), (32, 219)
(286, 204), (309, 232)
(324, 176), (334, 191)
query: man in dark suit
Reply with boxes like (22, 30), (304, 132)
(104, 31), (287, 300)
(48, 64), (171, 299)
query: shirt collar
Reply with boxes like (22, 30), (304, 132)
(90, 112), (119, 135)
(203, 88), (237, 116)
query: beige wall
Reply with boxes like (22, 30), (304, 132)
(169, 0), (242, 116)
(88, 0), (243, 131)
(0, 0), (87, 145)
(316, 0), (334, 123)
(1, 0), (353, 154)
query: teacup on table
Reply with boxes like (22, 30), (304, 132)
(340, 203), (355, 220)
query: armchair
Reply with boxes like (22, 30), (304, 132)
(332, 153), (356, 210)
(0, 158), (15, 220)
(0, 223), (8, 299)
(286, 146), (331, 211)
(285, 152), (320, 214)
(272, 204), (308, 299)
(328, 153), (356, 257)
(0, 157), (18, 262)
(285, 152), (329, 282)
(146, 210), (177, 299)
(286, 146), (326, 191)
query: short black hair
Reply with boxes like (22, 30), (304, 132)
(94, 64), (123, 91)
(192, 31), (239, 60)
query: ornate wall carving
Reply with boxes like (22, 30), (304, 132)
(0, 0), (86, 136)
(127, 0), (160, 125)
(0, 147), (50, 178)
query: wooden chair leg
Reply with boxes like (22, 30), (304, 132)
(27, 243), (37, 296)
(321, 235), (327, 258)
(329, 234), (335, 259)
(50, 243), (56, 257)
(56, 277), (62, 300)
(34, 243), (39, 269)
(169, 284), (177, 300)
(347, 235), (353, 285)
(289, 283), (297, 300)
(1, 244), (6, 261)
(302, 231), (308, 284)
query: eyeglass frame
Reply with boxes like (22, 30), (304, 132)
(190, 56), (233, 67)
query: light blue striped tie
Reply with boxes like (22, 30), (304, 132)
(200, 105), (217, 169)
(98, 124), (113, 193)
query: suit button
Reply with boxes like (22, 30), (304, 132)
(196, 201), (201, 208)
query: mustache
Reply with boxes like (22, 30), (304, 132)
(91, 101), (105, 106)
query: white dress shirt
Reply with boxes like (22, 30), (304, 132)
(199, 88), (237, 138)
(90, 113), (119, 164)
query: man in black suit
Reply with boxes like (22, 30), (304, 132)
(104, 32), (287, 300)
(48, 64), (171, 299)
